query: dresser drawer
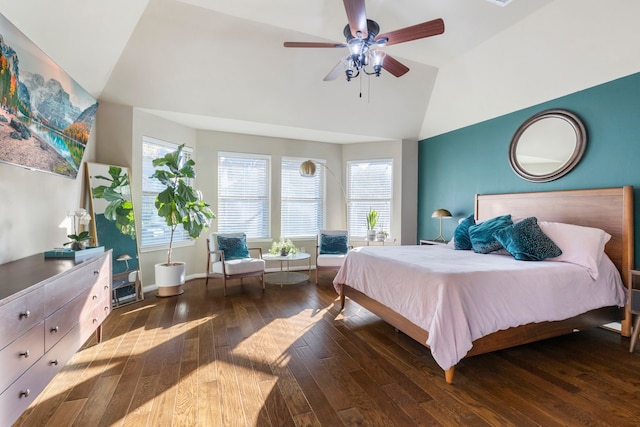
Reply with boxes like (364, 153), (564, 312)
(0, 322), (44, 394)
(0, 323), (82, 427)
(44, 288), (92, 352)
(44, 255), (108, 313)
(0, 287), (45, 348)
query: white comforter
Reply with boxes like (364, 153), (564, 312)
(333, 245), (627, 371)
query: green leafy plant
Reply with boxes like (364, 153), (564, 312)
(91, 166), (136, 239)
(151, 144), (216, 265)
(366, 208), (378, 230)
(269, 237), (298, 256)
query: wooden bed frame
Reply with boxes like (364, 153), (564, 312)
(338, 186), (634, 384)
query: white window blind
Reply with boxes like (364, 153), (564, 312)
(281, 158), (324, 237)
(347, 159), (393, 237)
(218, 153), (271, 238)
(141, 136), (194, 249)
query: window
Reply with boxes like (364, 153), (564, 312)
(347, 159), (393, 237)
(281, 157), (325, 237)
(218, 153), (270, 239)
(141, 136), (193, 250)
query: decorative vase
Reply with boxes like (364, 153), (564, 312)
(155, 262), (186, 297)
(280, 248), (289, 256)
(366, 230), (376, 241)
(376, 232), (387, 242)
(71, 241), (87, 251)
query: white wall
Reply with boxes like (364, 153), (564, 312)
(0, 131), (97, 264)
(421, 0), (640, 139)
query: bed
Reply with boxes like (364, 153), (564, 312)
(334, 187), (634, 384)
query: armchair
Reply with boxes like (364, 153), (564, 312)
(206, 232), (266, 295)
(315, 229), (351, 284)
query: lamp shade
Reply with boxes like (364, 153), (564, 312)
(299, 160), (316, 177)
(431, 208), (452, 218)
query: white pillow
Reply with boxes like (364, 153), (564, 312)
(538, 221), (611, 280)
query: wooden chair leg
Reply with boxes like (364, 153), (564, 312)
(223, 276), (227, 296)
(261, 272), (265, 290)
(205, 252), (210, 286)
(315, 268), (319, 284)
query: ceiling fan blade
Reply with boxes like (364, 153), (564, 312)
(343, 0), (368, 38)
(382, 54), (410, 77)
(376, 18), (445, 46)
(324, 58), (349, 81)
(284, 41), (347, 48)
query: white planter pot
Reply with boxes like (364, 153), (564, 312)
(366, 230), (376, 241)
(376, 233), (387, 242)
(155, 262), (186, 297)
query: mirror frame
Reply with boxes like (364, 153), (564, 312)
(86, 162), (144, 307)
(508, 109), (587, 183)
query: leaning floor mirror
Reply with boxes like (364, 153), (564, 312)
(86, 162), (144, 308)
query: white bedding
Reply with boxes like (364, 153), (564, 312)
(333, 245), (627, 371)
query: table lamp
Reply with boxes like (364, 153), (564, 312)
(431, 209), (452, 242)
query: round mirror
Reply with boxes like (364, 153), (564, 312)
(508, 109), (587, 182)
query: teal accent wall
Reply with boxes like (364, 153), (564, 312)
(418, 72), (640, 266)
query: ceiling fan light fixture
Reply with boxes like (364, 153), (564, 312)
(347, 37), (365, 56)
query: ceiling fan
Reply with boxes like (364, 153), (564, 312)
(283, 0), (445, 82)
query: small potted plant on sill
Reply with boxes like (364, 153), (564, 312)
(366, 208), (378, 241)
(376, 229), (389, 242)
(269, 237), (298, 256)
(151, 144), (215, 297)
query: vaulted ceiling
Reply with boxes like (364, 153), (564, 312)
(1, 0), (638, 143)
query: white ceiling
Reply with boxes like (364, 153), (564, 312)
(1, 0), (638, 144)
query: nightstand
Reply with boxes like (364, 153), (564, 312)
(629, 270), (640, 352)
(420, 240), (448, 246)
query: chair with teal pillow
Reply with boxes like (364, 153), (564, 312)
(206, 232), (265, 295)
(316, 229), (350, 284)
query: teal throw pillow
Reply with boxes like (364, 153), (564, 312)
(320, 234), (348, 255)
(217, 234), (250, 260)
(454, 214), (475, 250)
(494, 217), (562, 261)
(468, 214), (513, 254)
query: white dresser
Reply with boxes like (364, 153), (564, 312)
(0, 251), (112, 426)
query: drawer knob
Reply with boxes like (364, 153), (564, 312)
(51, 326), (59, 333)
(94, 270), (100, 275)
(93, 318), (98, 323)
(92, 295), (98, 300)
(19, 389), (31, 398)
(20, 350), (30, 358)
(104, 306), (109, 311)
(19, 310), (30, 319)
(50, 359), (59, 366)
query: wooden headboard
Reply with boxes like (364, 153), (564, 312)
(475, 186), (634, 334)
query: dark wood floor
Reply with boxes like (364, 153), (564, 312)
(13, 271), (640, 426)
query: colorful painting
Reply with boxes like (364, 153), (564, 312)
(0, 12), (98, 178)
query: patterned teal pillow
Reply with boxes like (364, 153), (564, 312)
(468, 214), (513, 254)
(454, 214), (475, 250)
(217, 234), (250, 260)
(320, 234), (348, 254)
(494, 217), (562, 261)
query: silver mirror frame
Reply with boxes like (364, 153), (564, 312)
(508, 109), (587, 183)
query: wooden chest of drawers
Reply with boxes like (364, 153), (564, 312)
(0, 251), (111, 426)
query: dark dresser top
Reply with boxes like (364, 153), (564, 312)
(0, 252), (109, 303)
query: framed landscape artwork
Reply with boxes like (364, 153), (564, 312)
(0, 12), (98, 179)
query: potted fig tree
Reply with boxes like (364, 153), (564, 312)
(152, 144), (215, 296)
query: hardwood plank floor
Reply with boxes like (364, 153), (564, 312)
(13, 271), (640, 426)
